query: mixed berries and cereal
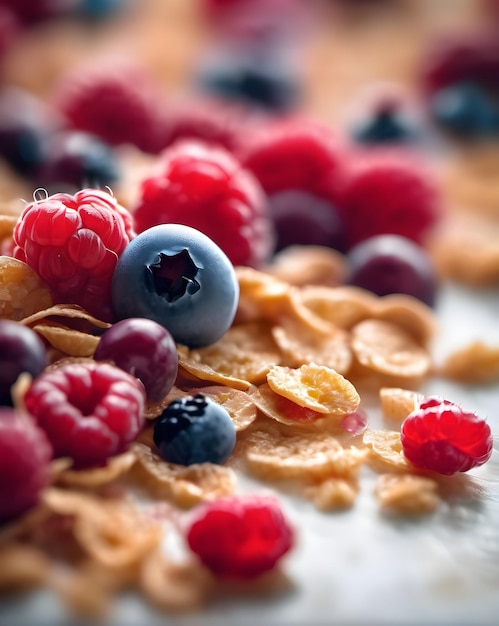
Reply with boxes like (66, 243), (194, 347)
(0, 0), (498, 622)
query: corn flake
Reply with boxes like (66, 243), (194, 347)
(440, 341), (499, 384)
(267, 363), (360, 415)
(56, 451), (137, 488)
(33, 322), (100, 357)
(379, 387), (422, 425)
(375, 473), (441, 515)
(266, 245), (346, 288)
(363, 429), (413, 472)
(303, 477), (360, 511)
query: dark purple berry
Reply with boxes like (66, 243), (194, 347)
(345, 234), (438, 306)
(93, 317), (178, 405)
(153, 393), (236, 465)
(0, 320), (48, 406)
(268, 189), (347, 253)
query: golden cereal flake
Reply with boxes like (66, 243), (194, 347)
(20, 303), (111, 329)
(235, 266), (296, 323)
(33, 322), (100, 357)
(271, 316), (352, 374)
(440, 341), (499, 384)
(363, 429), (413, 472)
(379, 387), (423, 425)
(351, 319), (432, 378)
(177, 354), (252, 391)
(266, 245), (346, 287)
(303, 477), (359, 511)
(188, 322), (282, 385)
(0, 256), (53, 320)
(373, 294), (437, 346)
(131, 443), (237, 508)
(0, 543), (51, 590)
(375, 473), (441, 515)
(56, 451), (137, 488)
(267, 363), (360, 415)
(243, 429), (368, 480)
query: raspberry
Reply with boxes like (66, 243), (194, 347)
(186, 494), (294, 579)
(132, 140), (274, 268)
(337, 151), (441, 249)
(13, 188), (135, 321)
(237, 117), (348, 199)
(23, 361), (145, 470)
(52, 60), (171, 155)
(401, 397), (494, 475)
(0, 408), (53, 523)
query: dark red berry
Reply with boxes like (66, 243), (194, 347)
(186, 494), (294, 579)
(23, 361), (145, 469)
(0, 408), (53, 523)
(13, 188), (134, 321)
(132, 140), (274, 268)
(401, 397), (493, 475)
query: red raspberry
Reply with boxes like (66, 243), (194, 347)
(13, 188), (134, 321)
(401, 397), (493, 475)
(337, 151), (441, 249)
(52, 60), (171, 155)
(23, 361), (145, 470)
(0, 408), (53, 523)
(0, 5), (20, 61)
(186, 494), (294, 579)
(237, 117), (348, 199)
(132, 140), (274, 268)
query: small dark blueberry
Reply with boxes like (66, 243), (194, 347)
(353, 106), (418, 144)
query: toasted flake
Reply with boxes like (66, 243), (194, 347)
(48, 566), (112, 619)
(178, 355), (252, 391)
(267, 363), (360, 415)
(243, 429), (368, 480)
(373, 294), (437, 346)
(131, 443), (237, 508)
(363, 429), (413, 472)
(271, 316), (352, 374)
(21, 304), (111, 329)
(235, 266), (295, 322)
(379, 387), (422, 425)
(56, 451), (137, 487)
(0, 214), (18, 239)
(303, 477), (359, 511)
(375, 473), (441, 515)
(251, 383), (332, 426)
(266, 245), (346, 287)
(440, 341), (499, 384)
(351, 319), (432, 378)
(0, 544), (50, 590)
(0, 256), (53, 320)
(188, 322), (281, 385)
(140, 550), (212, 612)
(33, 322), (100, 357)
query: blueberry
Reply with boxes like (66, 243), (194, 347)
(345, 234), (438, 307)
(76, 0), (128, 20)
(153, 394), (236, 466)
(35, 130), (120, 194)
(111, 224), (239, 348)
(352, 104), (419, 145)
(429, 82), (497, 138)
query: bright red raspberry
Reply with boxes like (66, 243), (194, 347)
(401, 397), (493, 475)
(13, 188), (134, 321)
(237, 117), (348, 199)
(23, 361), (145, 470)
(186, 494), (294, 579)
(0, 408), (53, 523)
(52, 60), (171, 155)
(337, 151), (441, 249)
(132, 140), (274, 268)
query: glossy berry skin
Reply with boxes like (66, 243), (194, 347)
(112, 224), (239, 348)
(35, 130), (120, 194)
(186, 494), (294, 579)
(345, 234), (438, 306)
(401, 397), (493, 475)
(13, 188), (134, 321)
(0, 87), (62, 176)
(0, 320), (48, 406)
(268, 189), (347, 253)
(23, 361), (145, 469)
(132, 140), (273, 268)
(429, 83), (497, 138)
(52, 60), (170, 154)
(94, 317), (178, 405)
(153, 394), (236, 466)
(337, 153), (441, 249)
(0, 408), (53, 523)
